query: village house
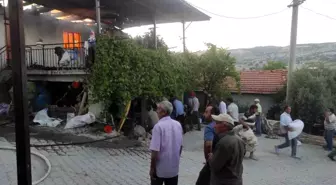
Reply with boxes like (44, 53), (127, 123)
(228, 70), (287, 114)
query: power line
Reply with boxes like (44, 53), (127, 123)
(301, 6), (336, 21)
(190, 3), (289, 19)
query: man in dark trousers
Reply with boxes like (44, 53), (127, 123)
(195, 105), (220, 185)
(208, 114), (246, 185)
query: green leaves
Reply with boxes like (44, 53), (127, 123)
(89, 36), (190, 116)
(280, 66), (336, 125)
(89, 36), (239, 116)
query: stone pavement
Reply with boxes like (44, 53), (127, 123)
(1, 129), (336, 185)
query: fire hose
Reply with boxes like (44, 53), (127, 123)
(0, 146), (51, 185)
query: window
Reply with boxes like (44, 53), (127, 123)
(63, 32), (81, 48)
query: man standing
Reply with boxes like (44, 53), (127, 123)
(196, 105), (220, 185)
(274, 105), (300, 159)
(236, 105), (259, 160)
(226, 97), (239, 125)
(172, 97), (186, 134)
(323, 108), (336, 151)
(208, 114), (245, 185)
(219, 100), (227, 114)
(150, 101), (183, 185)
(254, 99), (263, 136)
(189, 91), (201, 131)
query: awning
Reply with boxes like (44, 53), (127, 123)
(25, 0), (211, 28)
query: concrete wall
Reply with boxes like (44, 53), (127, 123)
(232, 93), (276, 114)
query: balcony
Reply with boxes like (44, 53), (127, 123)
(0, 43), (92, 82)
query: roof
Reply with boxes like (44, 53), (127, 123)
(227, 70), (288, 94)
(26, 0), (211, 28)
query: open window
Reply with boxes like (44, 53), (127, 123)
(63, 32), (81, 49)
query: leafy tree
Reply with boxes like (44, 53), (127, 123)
(274, 64), (336, 132)
(263, 61), (287, 70)
(89, 35), (193, 116)
(134, 29), (168, 50)
(196, 43), (240, 98)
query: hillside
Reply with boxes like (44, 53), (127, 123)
(221, 42), (336, 70)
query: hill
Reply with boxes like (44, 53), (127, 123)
(217, 42), (336, 70)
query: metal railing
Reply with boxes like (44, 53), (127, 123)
(26, 43), (88, 70)
(0, 46), (7, 71)
(0, 43), (91, 71)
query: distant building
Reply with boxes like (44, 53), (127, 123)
(226, 70), (287, 114)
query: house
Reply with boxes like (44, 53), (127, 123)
(0, 0), (210, 105)
(227, 70), (287, 114)
(0, 1), (210, 80)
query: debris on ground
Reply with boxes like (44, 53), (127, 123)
(64, 112), (96, 129)
(33, 108), (62, 127)
(134, 125), (146, 138)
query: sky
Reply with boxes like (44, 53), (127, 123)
(124, 0), (336, 52)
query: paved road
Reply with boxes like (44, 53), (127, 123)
(1, 129), (336, 185)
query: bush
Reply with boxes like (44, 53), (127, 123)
(276, 65), (336, 131)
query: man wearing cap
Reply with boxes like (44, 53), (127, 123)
(196, 105), (220, 185)
(254, 99), (262, 136)
(208, 114), (245, 185)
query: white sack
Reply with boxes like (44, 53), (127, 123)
(33, 108), (61, 127)
(64, 112), (96, 129)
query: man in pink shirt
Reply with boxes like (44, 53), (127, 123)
(150, 101), (183, 185)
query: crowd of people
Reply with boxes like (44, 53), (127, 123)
(147, 91), (335, 185)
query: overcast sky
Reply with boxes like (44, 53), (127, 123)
(124, 0), (336, 52)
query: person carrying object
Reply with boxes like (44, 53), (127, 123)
(274, 105), (300, 159)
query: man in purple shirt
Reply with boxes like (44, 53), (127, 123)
(150, 101), (183, 185)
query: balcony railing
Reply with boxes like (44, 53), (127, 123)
(0, 42), (92, 71)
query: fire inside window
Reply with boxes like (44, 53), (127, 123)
(63, 32), (81, 48)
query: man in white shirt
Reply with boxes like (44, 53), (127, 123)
(323, 108), (336, 151)
(188, 91), (201, 131)
(219, 100), (227, 114)
(274, 105), (300, 159)
(226, 97), (239, 125)
(254, 99), (262, 136)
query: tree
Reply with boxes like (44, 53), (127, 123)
(263, 61), (287, 70)
(89, 35), (194, 116)
(134, 29), (168, 50)
(274, 65), (336, 133)
(196, 43), (240, 98)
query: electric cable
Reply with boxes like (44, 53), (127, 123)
(301, 6), (336, 21)
(189, 2), (289, 19)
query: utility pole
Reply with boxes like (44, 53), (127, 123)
(8, 0), (32, 184)
(95, 0), (102, 34)
(153, 18), (157, 49)
(286, 0), (305, 104)
(182, 21), (186, 53)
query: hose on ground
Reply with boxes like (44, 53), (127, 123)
(30, 135), (121, 148)
(0, 146), (51, 185)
